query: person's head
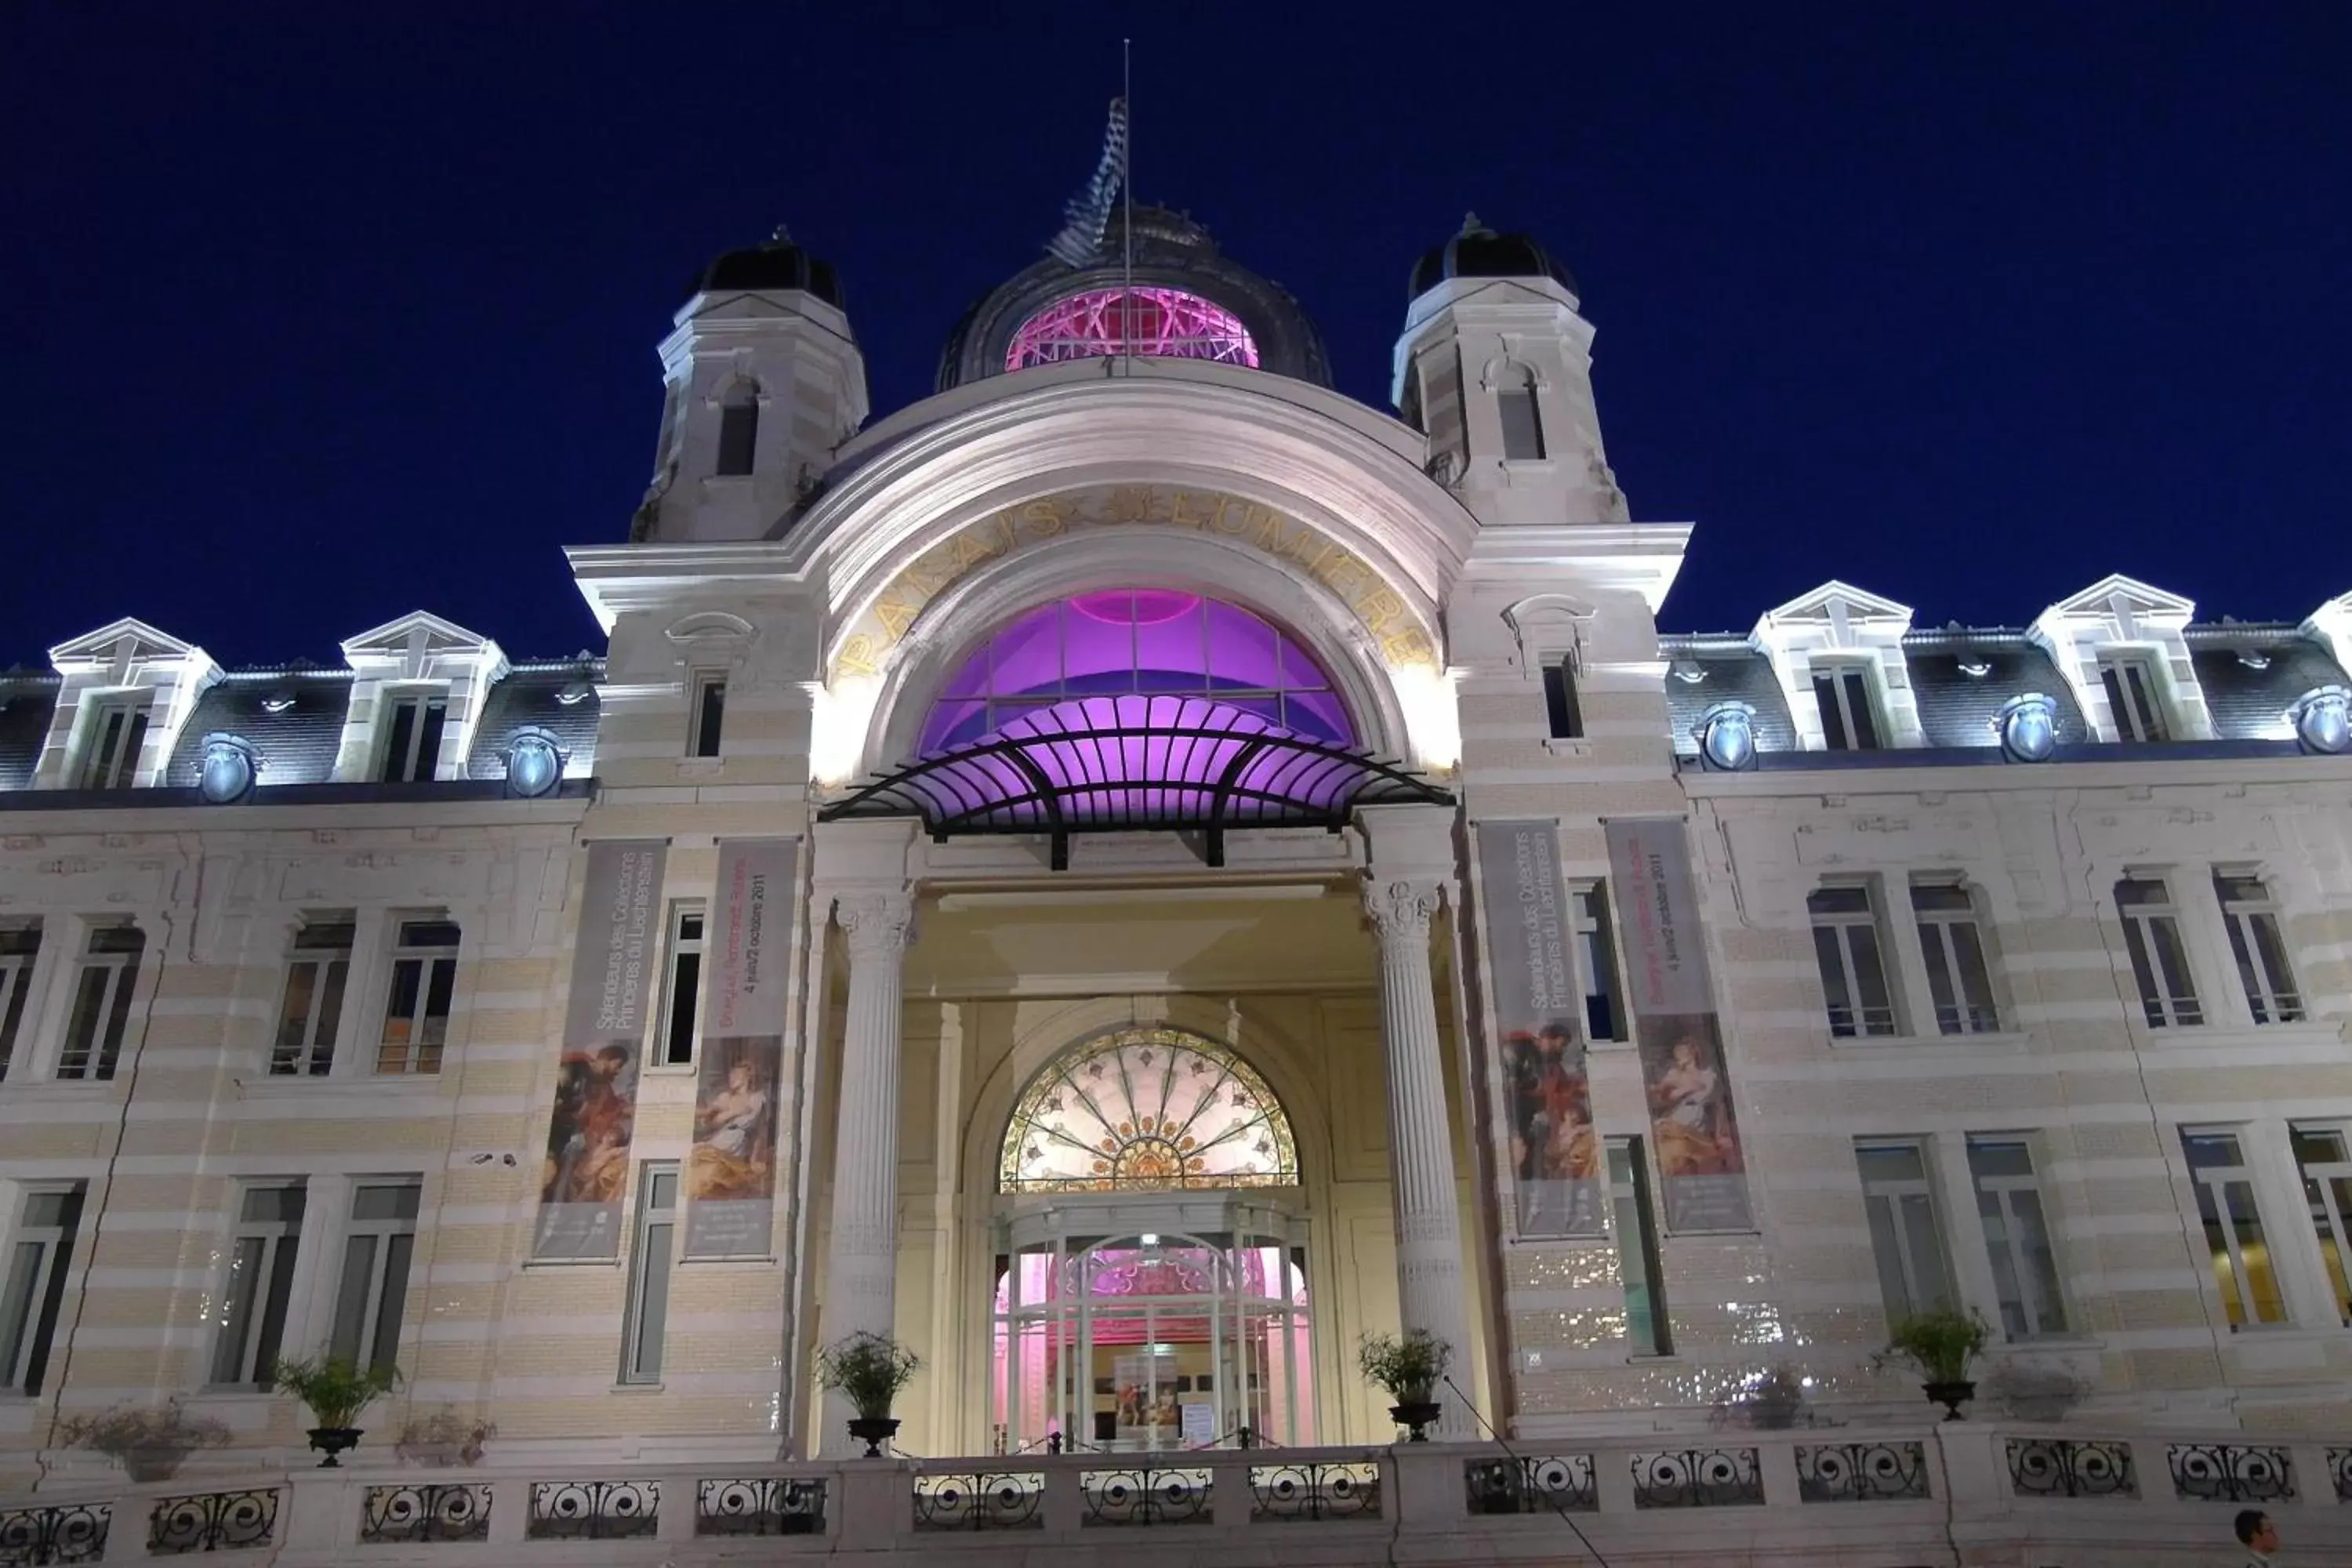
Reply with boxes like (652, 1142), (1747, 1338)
(593, 1044), (629, 1080)
(1671, 1037), (1700, 1069)
(727, 1057), (754, 1089)
(2235, 1509), (2277, 1552)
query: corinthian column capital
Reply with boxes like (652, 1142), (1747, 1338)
(1363, 876), (1444, 947)
(834, 890), (915, 960)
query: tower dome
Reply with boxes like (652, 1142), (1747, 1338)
(1409, 213), (1576, 300)
(937, 205), (1330, 390)
(686, 230), (844, 310)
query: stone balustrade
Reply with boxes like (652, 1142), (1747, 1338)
(3, 1424), (2350, 1566)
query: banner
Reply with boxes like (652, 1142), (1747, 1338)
(684, 837), (799, 1257)
(534, 839), (666, 1260)
(1476, 820), (1604, 1237)
(1603, 818), (1751, 1232)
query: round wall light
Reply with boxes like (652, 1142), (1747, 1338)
(504, 728), (565, 797)
(2291, 687), (2350, 755)
(1997, 694), (2060, 762)
(198, 733), (260, 803)
(1697, 702), (1758, 771)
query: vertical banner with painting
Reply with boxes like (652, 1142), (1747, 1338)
(1476, 819), (1605, 1238)
(1602, 817), (1752, 1232)
(535, 838), (667, 1260)
(684, 837), (799, 1257)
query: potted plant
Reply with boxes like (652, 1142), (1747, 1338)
(394, 1410), (496, 1467)
(1357, 1328), (1451, 1442)
(816, 1332), (920, 1457)
(271, 1352), (401, 1466)
(53, 1401), (229, 1483)
(1873, 1308), (1989, 1421)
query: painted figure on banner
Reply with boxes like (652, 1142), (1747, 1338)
(543, 1042), (639, 1207)
(1504, 1018), (1603, 1235)
(689, 1038), (779, 1203)
(1639, 1015), (1744, 1179)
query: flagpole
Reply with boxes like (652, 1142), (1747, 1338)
(1121, 38), (1134, 371)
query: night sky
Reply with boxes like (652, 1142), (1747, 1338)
(4, 5), (2345, 669)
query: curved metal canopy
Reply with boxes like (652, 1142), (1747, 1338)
(818, 695), (1452, 869)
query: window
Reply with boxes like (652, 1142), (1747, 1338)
(2180, 1129), (2285, 1327)
(2099, 654), (2169, 742)
(270, 919), (353, 1076)
(716, 385), (759, 476)
(690, 674), (727, 759)
(620, 1163), (679, 1384)
(377, 692), (448, 783)
(1606, 1138), (1670, 1354)
(1541, 661), (1583, 740)
(1810, 885), (1897, 1038)
(1572, 884), (1623, 1042)
(2213, 873), (2302, 1025)
(0, 923), (40, 1081)
(2289, 1127), (2352, 1326)
(1497, 369), (1546, 460)
(1811, 664), (1882, 751)
(376, 920), (459, 1075)
(2117, 877), (2202, 1028)
(209, 1184), (306, 1387)
(0, 1185), (83, 1395)
(659, 906), (705, 1067)
(329, 1181), (419, 1373)
(1856, 1142), (1954, 1324)
(77, 698), (149, 789)
(1967, 1138), (2067, 1338)
(57, 924), (143, 1080)
(1912, 882), (1999, 1035)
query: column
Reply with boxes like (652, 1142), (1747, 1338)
(1364, 873), (1475, 1439)
(818, 888), (913, 1455)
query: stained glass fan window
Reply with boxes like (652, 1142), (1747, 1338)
(1000, 1029), (1299, 1193)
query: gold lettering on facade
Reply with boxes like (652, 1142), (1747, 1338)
(1109, 486), (1156, 523)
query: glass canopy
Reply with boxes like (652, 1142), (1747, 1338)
(1000, 1028), (1298, 1193)
(1005, 286), (1260, 371)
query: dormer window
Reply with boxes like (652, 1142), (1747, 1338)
(690, 673), (727, 758)
(77, 696), (149, 789)
(1541, 659), (1583, 740)
(2099, 653), (2169, 742)
(1811, 662), (1883, 751)
(378, 693), (448, 783)
(716, 384), (759, 477)
(1497, 366), (1546, 460)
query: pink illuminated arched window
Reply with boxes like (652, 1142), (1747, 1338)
(1005, 287), (1260, 371)
(918, 591), (1352, 755)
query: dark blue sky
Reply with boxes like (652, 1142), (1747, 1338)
(4, 4), (2345, 666)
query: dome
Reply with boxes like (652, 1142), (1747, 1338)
(686, 231), (844, 310)
(1409, 213), (1576, 300)
(937, 205), (1330, 390)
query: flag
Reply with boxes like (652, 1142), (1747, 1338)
(1047, 97), (1127, 267)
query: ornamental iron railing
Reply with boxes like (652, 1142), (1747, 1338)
(2331, 1447), (2352, 1504)
(1796, 1442), (1932, 1503)
(695, 1477), (825, 1536)
(1464, 1454), (1599, 1515)
(1249, 1461), (1381, 1522)
(0, 1502), (108, 1566)
(147, 1490), (278, 1555)
(912, 1472), (1045, 1531)
(2167, 1443), (2295, 1504)
(2007, 1439), (2138, 1499)
(1079, 1466), (1213, 1526)
(1632, 1449), (1764, 1509)
(525, 1479), (659, 1540)
(361, 1483), (492, 1544)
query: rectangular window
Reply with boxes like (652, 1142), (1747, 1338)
(1856, 1141), (1954, 1324)
(690, 675), (727, 758)
(1811, 665), (1882, 751)
(2213, 873), (2303, 1024)
(1911, 881), (2000, 1035)
(2117, 877), (2202, 1027)
(57, 924), (144, 1080)
(209, 1183), (306, 1387)
(1809, 884), (1898, 1037)
(2180, 1129), (2286, 1327)
(1571, 884), (1624, 1042)
(377, 693), (449, 784)
(328, 1181), (420, 1374)
(660, 905), (705, 1067)
(1605, 1138), (1670, 1354)
(270, 919), (354, 1076)
(1966, 1138), (2067, 1338)
(2099, 655), (2169, 742)
(77, 699), (149, 789)
(1497, 386), (1546, 460)
(376, 920), (459, 1075)
(620, 1163), (679, 1384)
(0, 923), (41, 1081)
(0, 1185), (84, 1396)
(716, 397), (759, 476)
(2290, 1126), (2352, 1326)
(1541, 661), (1583, 740)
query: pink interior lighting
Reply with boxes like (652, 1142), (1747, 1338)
(1006, 287), (1260, 371)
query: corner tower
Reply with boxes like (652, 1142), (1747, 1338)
(631, 231), (869, 544)
(1392, 216), (1627, 528)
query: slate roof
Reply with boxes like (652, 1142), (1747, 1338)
(465, 661), (602, 781)
(2185, 626), (2350, 742)
(0, 674), (58, 790)
(1658, 639), (1798, 756)
(163, 670), (352, 787)
(1900, 630), (2091, 749)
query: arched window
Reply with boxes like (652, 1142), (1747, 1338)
(1496, 364), (1545, 461)
(1007, 287), (1260, 370)
(1000, 1028), (1299, 1193)
(919, 591), (1353, 755)
(715, 383), (760, 476)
